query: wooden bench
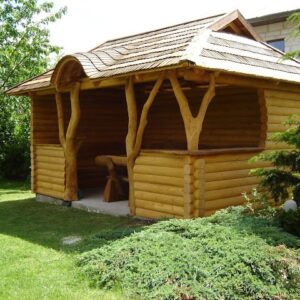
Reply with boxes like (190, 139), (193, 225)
(94, 155), (128, 202)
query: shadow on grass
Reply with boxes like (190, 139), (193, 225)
(0, 196), (145, 253)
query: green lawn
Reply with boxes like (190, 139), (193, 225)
(0, 180), (139, 300)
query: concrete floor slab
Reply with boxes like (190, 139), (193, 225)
(72, 189), (130, 216)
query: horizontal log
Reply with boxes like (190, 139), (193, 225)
(268, 115), (289, 124)
(267, 123), (288, 133)
(35, 144), (62, 149)
(205, 196), (244, 210)
(36, 175), (64, 185)
(134, 190), (184, 206)
(201, 129), (260, 136)
(134, 173), (184, 187)
(35, 169), (65, 178)
(33, 117), (57, 124)
(135, 207), (177, 219)
(133, 165), (184, 178)
(204, 184), (255, 201)
(33, 138), (60, 144)
(135, 199), (184, 216)
(35, 187), (64, 200)
(204, 160), (268, 173)
(265, 141), (292, 150)
(267, 106), (300, 116)
(139, 151), (185, 159)
(135, 155), (184, 167)
(35, 162), (65, 171)
(265, 97), (300, 108)
(35, 156), (65, 164)
(265, 90), (300, 101)
(204, 121), (260, 127)
(32, 126), (59, 132)
(198, 152), (260, 164)
(200, 135), (259, 143)
(134, 182), (183, 197)
(203, 169), (253, 182)
(35, 149), (64, 158)
(36, 181), (65, 192)
(205, 176), (259, 191)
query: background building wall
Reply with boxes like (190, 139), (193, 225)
(249, 9), (300, 53)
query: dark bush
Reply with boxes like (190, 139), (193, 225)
(0, 125), (30, 180)
(278, 209), (300, 237)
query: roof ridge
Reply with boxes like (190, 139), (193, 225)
(181, 28), (212, 64)
(97, 12), (225, 46)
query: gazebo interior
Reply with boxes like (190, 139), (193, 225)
(32, 78), (263, 203)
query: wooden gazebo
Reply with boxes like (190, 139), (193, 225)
(7, 10), (300, 218)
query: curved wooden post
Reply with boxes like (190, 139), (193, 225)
(55, 82), (81, 201)
(125, 73), (164, 214)
(169, 72), (216, 150)
(125, 77), (137, 155)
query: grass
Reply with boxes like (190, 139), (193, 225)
(2, 180), (300, 299)
(0, 179), (141, 300)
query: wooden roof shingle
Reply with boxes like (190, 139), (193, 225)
(7, 10), (300, 95)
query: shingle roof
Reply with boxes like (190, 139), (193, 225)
(7, 10), (300, 95)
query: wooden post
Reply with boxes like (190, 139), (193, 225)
(55, 82), (81, 201)
(125, 73), (164, 214)
(169, 72), (216, 150)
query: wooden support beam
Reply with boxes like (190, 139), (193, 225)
(125, 77), (137, 154)
(55, 82), (81, 201)
(169, 71), (216, 150)
(183, 69), (300, 93)
(125, 73), (165, 214)
(55, 92), (66, 146)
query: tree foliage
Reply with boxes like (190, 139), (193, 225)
(0, 0), (66, 179)
(252, 115), (300, 206)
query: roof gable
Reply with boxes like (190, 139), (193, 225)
(209, 10), (262, 41)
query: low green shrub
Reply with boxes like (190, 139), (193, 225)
(78, 207), (300, 300)
(278, 209), (300, 237)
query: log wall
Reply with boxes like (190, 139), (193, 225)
(142, 86), (261, 149)
(61, 89), (128, 189)
(31, 95), (59, 144)
(200, 88), (261, 147)
(32, 144), (65, 199)
(133, 88), (300, 219)
(133, 152), (186, 218)
(193, 152), (265, 217)
(31, 86), (300, 214)
(265, 90), (300, 150)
